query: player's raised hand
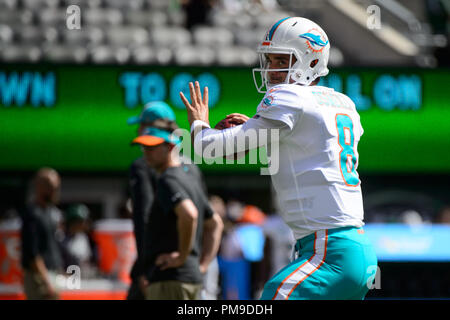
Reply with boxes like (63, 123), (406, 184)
(180, 81), (209, 127)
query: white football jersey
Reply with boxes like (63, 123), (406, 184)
(256, 83), (365, 240)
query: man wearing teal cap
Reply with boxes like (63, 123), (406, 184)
(131, 126), (223, 300)
(127, 101), (176, 127)
(132, 127), (182, 172)
(126, 102), (178, 300)
(127, 102), (223, 300)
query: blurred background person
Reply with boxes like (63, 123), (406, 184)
(126, 101), (214, 299)
(132, 127), (223, 300)
(200, 195), (226, 300)
(218, 200), (268, 299)
(126, 101), (178, 300)
(261, 212), (295, 284)
(181, 0), (216, 30)
(435, 205), (450, 224)
(20, 167), (64, 300)
(60, 203), (98, 279)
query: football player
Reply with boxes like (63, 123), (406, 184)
(181, 17), (378, 300)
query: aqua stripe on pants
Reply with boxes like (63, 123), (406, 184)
(260, 226), (378, 300)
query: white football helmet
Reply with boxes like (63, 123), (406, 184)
(252, 17), (330, 93)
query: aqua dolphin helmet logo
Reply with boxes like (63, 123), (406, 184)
(299, 28), (329, 53)
(263, 96), (273, 107)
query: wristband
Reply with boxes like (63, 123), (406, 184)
(190, 120), (211, 134)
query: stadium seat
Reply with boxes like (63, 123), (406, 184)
(216, 46), (258, 66)
(44, 0), (60, 8)
(62, 27), (104, 46)
(192, 26), (234, 47)
(91, 45), (131, 64)
(22, 0), (54, 9)
(210, 12), (235, 28)
(132, 45), (179, 66)
(20, 10), (35, 26)
(329, 47), (344, 66)
(125, 10), (168, 28)
(61, 0), (102, 8)
(42, 44), (88, 63)
(233, 13), (254, 30)
(43, 26), (59, 43)
(146, 0), (169, 10)
(0, 24), (14, 44)
(215, 46), (242, 66)
(1, 45), (41, 62)
(234, 28), (267, 48)
(16, 25), (45, 45)
(105, 0), (144, 10)
(0, 0), (19, 10)
(255, 12), (291, 29)
(39, 8), (67, 26)
(211, 11), (254, 30)
(154, 47), (173, 65)
(131, 45), (156, 64)
(151, 27), (191, 48)
(114, 47), (132, 64)
(236, 46), (258, 66)
(105, 26), (148, 47)
(0, 9), (32, 26)
(83, 8), (123, 26)
(174, 45), (215, 66)
(90, 45), (115, 64)
(147, 11), (170, 28)
(167, 10), (186, 27)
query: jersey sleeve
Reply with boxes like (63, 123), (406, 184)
(256, 86), (302, 129)
(193, 116), (290, 159)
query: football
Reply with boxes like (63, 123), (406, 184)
(223, 118), (237, 128)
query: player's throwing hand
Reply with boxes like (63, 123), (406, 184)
(215, 113), (250, 130)
(180, 81), (209, 127)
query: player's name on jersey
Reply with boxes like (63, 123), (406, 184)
(319, 73), (422, 111)
(311, 90), (354, 111)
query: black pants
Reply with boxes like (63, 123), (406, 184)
(126, 279), (146, 300)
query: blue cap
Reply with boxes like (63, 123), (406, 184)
(132, 127), (181, 146)
(127, 101), (176, 125)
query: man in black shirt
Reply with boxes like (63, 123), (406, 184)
(132, 127), (223, 300)
(127, 101), (209, 299)
(21, 167), (64, 300)
(126, 102), (177, 300)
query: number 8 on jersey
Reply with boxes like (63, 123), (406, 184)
(336, 114), (360, 187)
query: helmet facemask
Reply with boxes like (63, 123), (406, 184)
(252, 48), (300, 93)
